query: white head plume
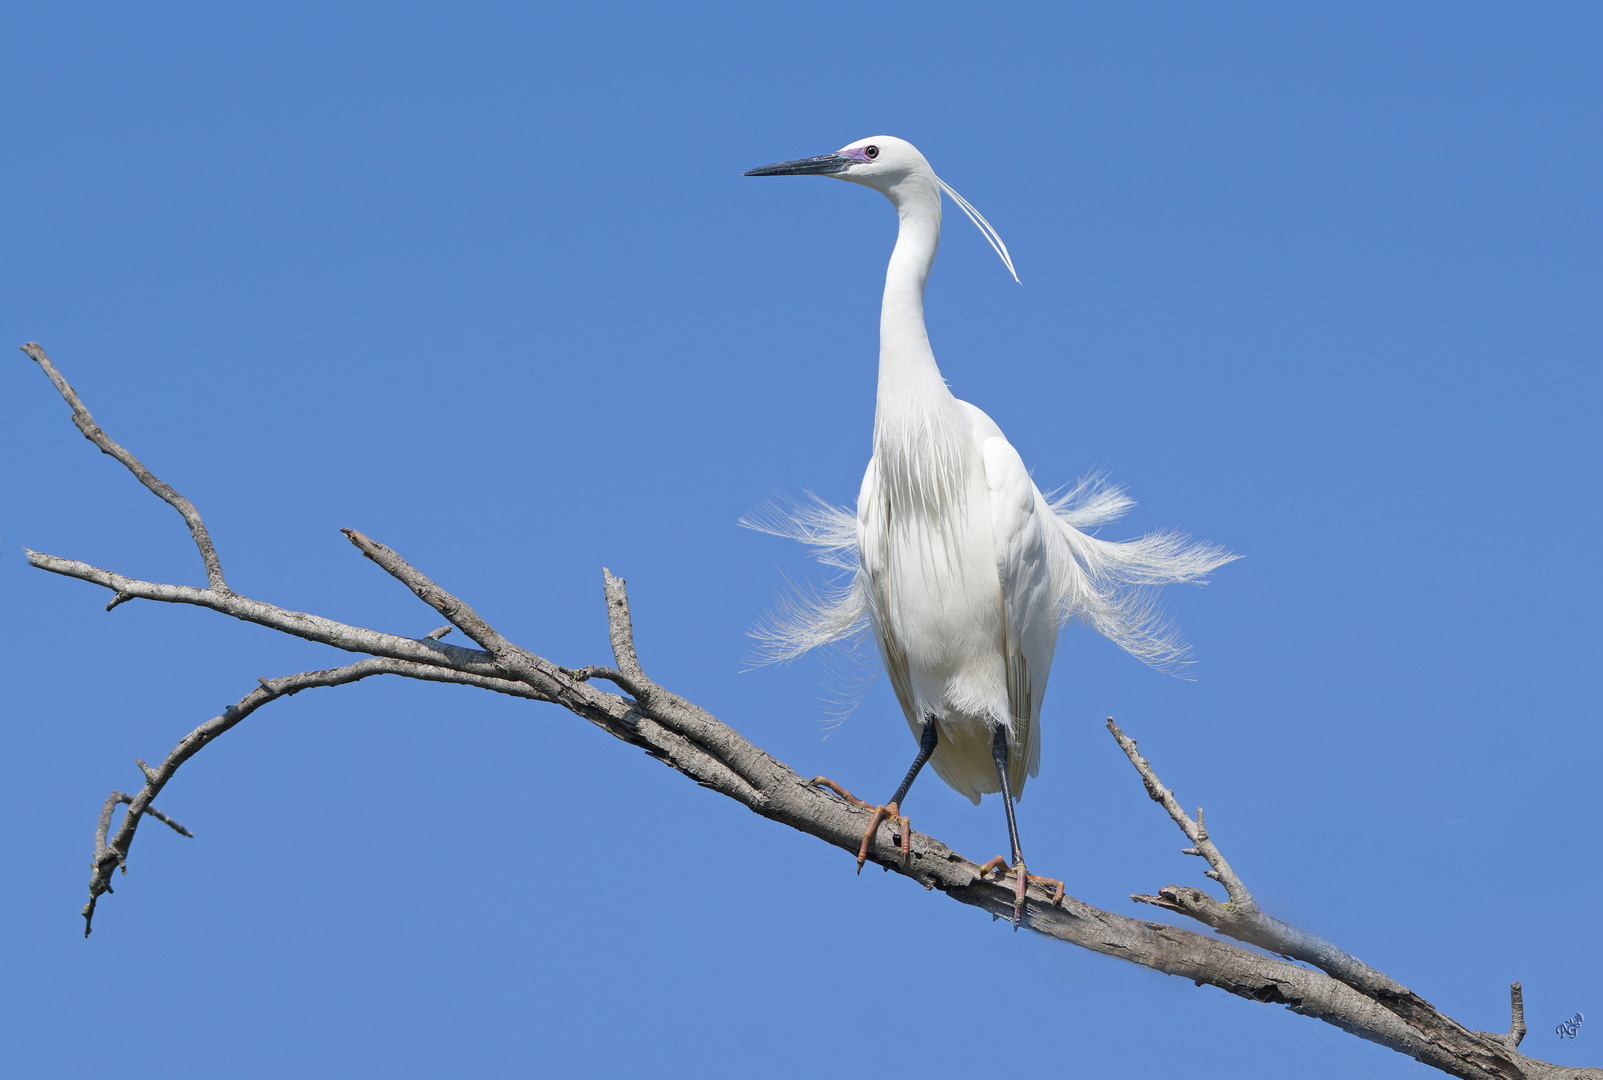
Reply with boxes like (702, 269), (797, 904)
(936, 176), (1020, 283)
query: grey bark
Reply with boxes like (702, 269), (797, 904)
(18, 342), (1598, 1080)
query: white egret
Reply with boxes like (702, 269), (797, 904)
(744, 137), (1234, 923)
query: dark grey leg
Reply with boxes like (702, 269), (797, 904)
(992, 725), (1028, 926)
(887, 716), (939, 809)
(992, 725), (1026, 864)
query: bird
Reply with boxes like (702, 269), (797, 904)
(742, 136), (1235, 924)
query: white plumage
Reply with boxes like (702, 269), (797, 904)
(744, 137), (1233, 873)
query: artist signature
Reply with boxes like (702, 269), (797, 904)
(1556, 1013), (1584, 1039)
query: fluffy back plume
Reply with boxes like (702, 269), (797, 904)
(1041, 474), (1237, 670)
(739, 493), (871, 664)
(742, 477), (1236, 672)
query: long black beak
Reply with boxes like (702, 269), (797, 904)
(744, 153), (855, 177)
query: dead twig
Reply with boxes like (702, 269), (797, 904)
(22, 342), (227, 592)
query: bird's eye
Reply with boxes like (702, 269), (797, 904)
(864, 145), (879, 160)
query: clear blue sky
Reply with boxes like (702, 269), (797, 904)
(3, 4), (1598, 1077)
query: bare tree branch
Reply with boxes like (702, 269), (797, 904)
(94, 789), (193, 875)
(1107, 719), (1591, 1080)
(1111, 716), (1414, 998)
(23, 345), (1599, 1080)
(21, 342), (228, 592)
(339, 527), (794, 804)
(23, 550), (511, 679)
(81, 654), (553, 936)
(1501, 983), (1529, 1051)
(1106, 717), (1256, 907)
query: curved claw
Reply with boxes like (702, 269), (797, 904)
(853, 801), (910, 872)
(856, 804), (890, 871)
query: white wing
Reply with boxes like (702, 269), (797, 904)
(964, 402), (1058, 798)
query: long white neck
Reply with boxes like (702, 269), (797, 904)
(874, 171), (951, 450)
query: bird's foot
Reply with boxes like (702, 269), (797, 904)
(807, 778), (911, 872)
(978, 857), (1065, 927)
